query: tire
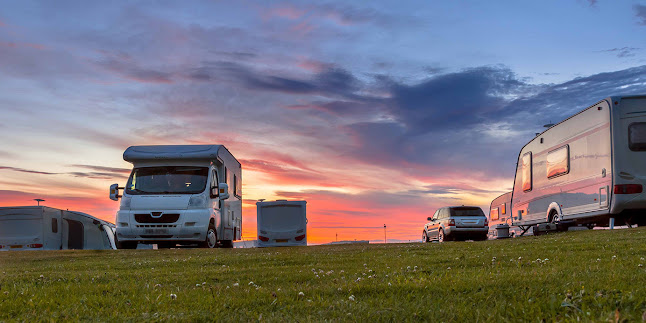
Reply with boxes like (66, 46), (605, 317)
(199, 223), (218, 248)
(438, 228), (445, 243)
(117, 241), (137, 249)
(422, 231), (429, 243)
(220, 240), (234, 248)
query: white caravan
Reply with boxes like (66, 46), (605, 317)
(111, 145), (242, 249)
(0, 206), (116, 250)
(511, 95), (646, 231)
(257, 200), (307, 247)
(488, 192), (512, 239)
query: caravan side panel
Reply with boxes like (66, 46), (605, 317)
(512, 100), (612, 225)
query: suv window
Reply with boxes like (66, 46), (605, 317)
(440, 208), (450, 219)
(431, 210), (439, 220)
(450, 207), (485, 217)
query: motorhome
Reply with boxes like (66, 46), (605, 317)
(110, 145), (242, 249)
(511, 95), (646, 231)
(0, 206), (116, 250)
(257, 200), (307, 247)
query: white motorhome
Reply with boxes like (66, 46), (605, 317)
(0, 206), (116, 250)
(257, 200), (307, 247)
(511, 95), (646, 230)
(110, 145), (242, 249)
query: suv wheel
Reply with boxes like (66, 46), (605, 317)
(438, 229), (445, 243)
(422, 231), (429, 243)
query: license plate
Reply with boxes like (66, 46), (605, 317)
(10, 245), (23, 248)
(144, 229), (169, 234)
(275, 239), (288, 243)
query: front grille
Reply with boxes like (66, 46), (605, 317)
(136, 225), (177, 228)
(134, 213), (180, 223)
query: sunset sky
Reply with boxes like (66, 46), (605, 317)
(1, 1), (646, 244)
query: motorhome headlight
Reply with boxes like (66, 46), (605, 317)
(188, 194), (208, 209)
(120, 196), (132, 209)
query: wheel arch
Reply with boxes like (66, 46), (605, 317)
(546, 202), (562, 222)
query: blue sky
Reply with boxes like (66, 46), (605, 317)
(1, 0), (645, 242)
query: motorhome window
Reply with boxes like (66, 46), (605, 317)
(224, 167), (228, 183)
(52, 218), (58, 233)
(234, 174), (241, 197)
(490, 208), (499, 221)
(66, 219), (84, 250)
(521, 152), (532, 192)
(500, 203), (506, 215)
(547, 145), (569, 178)
(450, 207), (485, 217)
(125, 166), (209, 195)
(628, 123), (646, 151)
(210, 170), (218, 198)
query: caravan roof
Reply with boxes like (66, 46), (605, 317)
(123, 145), (240, 166)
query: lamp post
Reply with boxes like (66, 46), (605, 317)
(384, 224), (387, 244)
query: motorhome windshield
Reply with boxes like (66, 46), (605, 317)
(125, 166), (209, 195)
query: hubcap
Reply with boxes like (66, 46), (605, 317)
(439, 230), (444, 242)
(207, 229), (217, 248)
(422, 233), (427, 242)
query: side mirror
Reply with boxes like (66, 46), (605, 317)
(218, 183), (230, 200)
(427, 217), (432, 221)
(109, 184), (121, 201)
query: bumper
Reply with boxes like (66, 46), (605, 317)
(115, 209), (211, 242)
(445, 226), (489, 237)
(257, 231), (306, 247)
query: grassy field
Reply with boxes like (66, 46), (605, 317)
(1, 228), (645, 322)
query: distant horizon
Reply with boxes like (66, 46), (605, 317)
(1, 1), (646, 244)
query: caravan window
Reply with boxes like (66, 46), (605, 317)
(547, 145), (570, 178)
(629, 123), (646, 151)
(490, 207), (499, 221)
(521, 152), (532, 192)
(500, 203), (506, 215)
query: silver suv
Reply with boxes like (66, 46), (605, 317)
(422, 206), (489, 242)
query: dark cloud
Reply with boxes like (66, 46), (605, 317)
(635, 5), (646, 25)
(96, 57), (173, 83)
(189, 61), (362, 98)
(67, 164), (131, 179)
(0, 164), (130, 179)
(598, 47), (640, 58)
(291, 64), (646, 179)
(388, 66), (527, 134)
(71, 164), (131, 174)
(0, 166), (57, 175)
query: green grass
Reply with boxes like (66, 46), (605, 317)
(1, 228), (646, 322)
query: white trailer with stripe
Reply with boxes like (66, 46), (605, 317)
(510, 95), (646, 231)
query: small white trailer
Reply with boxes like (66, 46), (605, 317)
(257, 200), (307, 247)
(111, 145), (242, 249)
(0, 206), (116, 250)
(510, 95), (646, 232)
